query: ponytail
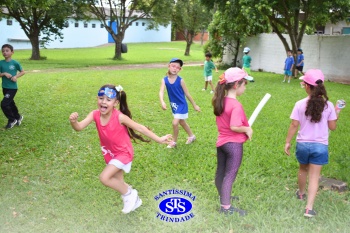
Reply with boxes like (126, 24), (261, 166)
(305, 80), (329, 123)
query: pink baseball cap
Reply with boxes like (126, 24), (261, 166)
(299, 69), (324, 86)
(219, 67), (254, 84)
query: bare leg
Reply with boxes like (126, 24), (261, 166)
(209, 80), (215, 91)
(298, 164), (309, 195)
(204, 81), (208, 90)
(179, 119), (194, 137)
(99, 165), (129, 194)
(305, 164), (322, 210)
(172, 118), (180, 142)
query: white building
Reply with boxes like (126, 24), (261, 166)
(0, 17), (171, 50)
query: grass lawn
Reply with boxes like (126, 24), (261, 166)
(1, 42), (349, 232)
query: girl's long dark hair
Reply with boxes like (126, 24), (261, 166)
(305, 80), (329, 123)
(212, 79), (246, 116)
(101, 84), (150, 142)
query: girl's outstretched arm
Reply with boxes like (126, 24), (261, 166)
(159, 79), (167, 110)
(69, 111), (94, 131)
(284, 119), (299, 156)
(119, 113), (172, 144)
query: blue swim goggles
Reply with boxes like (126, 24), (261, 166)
(97, 87), (117, 99)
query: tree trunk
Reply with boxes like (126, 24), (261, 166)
(29, 36), (41, 60)
(184, 32), (194, 56)
(112, 34), (123, 60)
(232, 38), (241, 67)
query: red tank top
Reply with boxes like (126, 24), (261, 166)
(93, 109), (134, 164)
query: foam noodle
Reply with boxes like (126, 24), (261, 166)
(248, 93), (271, 126)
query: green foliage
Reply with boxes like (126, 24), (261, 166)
(204, 0), (269, 65)
(172, 0), (212, 56)
(0, 0), (85, 60)
(0, 44), (349, 232)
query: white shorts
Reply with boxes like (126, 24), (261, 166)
(173, 113), (188, 119)
(204, 76), (213, 81)
(108, 159), (132, 173)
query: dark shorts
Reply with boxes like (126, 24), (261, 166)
(296, 142), (328, 165)
(296, 66), (304, 71)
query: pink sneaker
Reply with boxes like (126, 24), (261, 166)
(186, 135), (196, 144)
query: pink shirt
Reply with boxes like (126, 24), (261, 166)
(290, 97), (337, 145)
(93, 109), (134, 164)
(216, 97), (249, 147)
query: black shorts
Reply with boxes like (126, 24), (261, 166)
(296, 66), (304, 71)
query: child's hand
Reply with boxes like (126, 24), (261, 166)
(194, 105), (201, 112)
(245, 127), (253, 141)
(11, 76), (17, 82)
(4, 72), (12, 79)
(159, 134), (173, 144)
(161, 102), (167, 110)
(284, 142), (291, 156)
(69, 112), (79, 123)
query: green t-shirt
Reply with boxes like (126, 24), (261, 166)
(204, 60), (216, 76)
(242, 55), (252, 68)
(0, 59), (23, 89)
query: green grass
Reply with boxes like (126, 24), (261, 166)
(1, 43), (350, 232)
(14, 42), (205, 70)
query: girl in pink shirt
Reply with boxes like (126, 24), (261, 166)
(69, 84), (172, 214)
(285, 69), (338, 218)
(212, 68), (253, 215)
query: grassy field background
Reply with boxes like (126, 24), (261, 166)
(0, 42), (349, 232)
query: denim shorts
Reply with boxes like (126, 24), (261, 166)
(296, 142), (328, 165)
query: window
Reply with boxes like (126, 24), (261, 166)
(342, 27), (350, 35)
(64, 22), (69, 28)
(100, 24), (104, 28)
(7, 20), (12, 26)
(84, 23), (88, 28)
(75, 22), (79, 28)
(130, 23), (132, 26)
(92, 24), (96, 28)
(136, 22), (139, 26)
(142, 22), (145, 26)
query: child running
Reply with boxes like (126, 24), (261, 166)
(201, 52), (218, 94)
(242, 47), (252, 76)
(212, 67), (253, 215)
(284, 69), (338, 218)
(0, 44), (25, 129)
(159, 58), (200, 148)
(294, 48), (305, 78)
(69, 84), (172, 214)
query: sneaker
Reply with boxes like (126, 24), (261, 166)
(202, 88), (206, 91)
(219, 206), (247, 216)
(5, 119), (17, 129)
(16, 115), (24, 126)
(304, 208), (316, 218)
(282, 80), (286, 83)
(295, 190), (306, 200)
(288, 80), (290, 83)
(121, 189), (138, 214)
(131, 196), (142, 212)
(186, 135), (196, 144)
(210, 90), (214, 94)
(167, 141), (177, 148)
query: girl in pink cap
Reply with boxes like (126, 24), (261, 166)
(212, 67), (253, 215)
(69, 84), (172, 214)
(284, 69), (339, 218)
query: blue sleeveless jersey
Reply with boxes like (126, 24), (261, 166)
(164, 76), (188, 118)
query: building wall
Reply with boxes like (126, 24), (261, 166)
(223, 33), (350, 84)
(175, 32), (209, 41)
(0, 17), (171, 49)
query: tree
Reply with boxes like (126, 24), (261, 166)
(203, 0), (268, 66)
(85, 0), (173, 60)
(172, 0), (211, 56)
(0, 0), (83, 60)
(203, 0), (350, 55)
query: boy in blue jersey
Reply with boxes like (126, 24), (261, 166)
(0, 44), (25, 129)
(159, 58), (201, 148)
(283, 50), (294, 83)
